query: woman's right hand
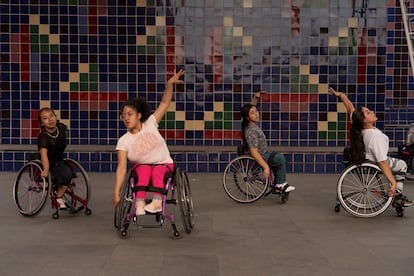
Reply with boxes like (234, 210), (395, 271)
(263, 165), (270, 178)
(113, 193), (120, 208)
(328, 87), (342, 97)
(41, 170), (48, 178)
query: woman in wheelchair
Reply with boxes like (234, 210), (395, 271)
(113, 69), (185, 216)
(38, 107), (72, 209)
(329, 87), (413, 207)
(240, 91), (295, 193)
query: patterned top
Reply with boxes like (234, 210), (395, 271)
(245, 124), (267, 155)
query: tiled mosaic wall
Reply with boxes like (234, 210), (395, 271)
(1, 0), (414, 173)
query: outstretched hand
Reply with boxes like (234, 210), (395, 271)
(167, 69), (185, 85)
(328, 87), (341, 97)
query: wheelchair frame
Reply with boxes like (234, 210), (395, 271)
(13, 157), (92, 219)
(334, 161), (405, 218)
(114, 164), (194, 239)
(222, 155), (290, 204)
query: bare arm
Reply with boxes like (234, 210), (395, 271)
(153, 69), (185, 124)
(328, 87), (355, 114)
(113, 150), (128, 207)
(39, 147), (49, 178)
(250, 91), (263, 106)
(377, 160), (398, 197)
(249, 147), (270, 178)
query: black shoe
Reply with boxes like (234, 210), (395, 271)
(394, 194), (413, 207)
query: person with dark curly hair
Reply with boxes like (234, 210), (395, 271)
(113, 69), (185, 215)
(329, 87), (412, 207)
(240, 92), (295, 193)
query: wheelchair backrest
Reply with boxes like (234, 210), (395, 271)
(237, 144), (249, 156)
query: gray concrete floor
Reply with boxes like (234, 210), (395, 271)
(1, 171), (414, 276)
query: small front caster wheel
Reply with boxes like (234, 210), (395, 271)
(119, 230), (129, 239)
(85, 208), (92, 216)
(170, 230), (182, 240)
(281, 193), (289, 204)
(52, 213), (59, 219)
(334, 205), (340, 213)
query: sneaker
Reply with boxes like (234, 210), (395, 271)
(136, 200), (146, 216)
(56, 197), (66, 209)
(394, 194), (413, 207)
(275, 182), (296, 193)
(144, 199), (162, 213)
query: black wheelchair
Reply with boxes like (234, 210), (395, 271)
(334, 147), (405, 217)
(13, 153), (92, 219)
(222, 145), (290, 204)
(114, 163), (195, 239)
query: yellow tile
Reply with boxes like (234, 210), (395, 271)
(69, 72), (80, 82)
(233, 27), (243, 36)
(39, 100), (50, 109)
(49, 34), (59, 44)
(318, 83), (329, 93)
(318, 121), (328, 131)
(136, 35), (146, 45)
(214, 102), (224, 112)
(328, 112), (338, 122)
(60, 119), (70, 128)
(328, 36), (338, 47)
(242, 36), (252, 46)
(243, 0), (253, 8)
(309, 74), (319, 84)
(167, 102), (176, 111)
(39, 24), (49, 35)
(136, 0), (146, 7)
(338, 27), (348, 37)
(156, 16), (166, 26)
(30, 15), (40, 25)
(146, 26), (156, 36)
(348, 17), (358, 28)
(223, 17), (233, 27)
(300, 64), (309, 75)
(204, 111), (214, 121)
(79, 63), (89, 73)
(60, 82), (69, 92)
(337, 102), (347, 113)
(176, 111), (185, 121)
(185, 120), (205, 130)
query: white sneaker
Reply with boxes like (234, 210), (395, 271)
(56, 197), (66, 209)
(275, 182), (295, 193)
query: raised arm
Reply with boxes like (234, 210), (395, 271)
(328, 87), (355, 114)
(250, 91), (263, 106)
(153, 69), (185, 124)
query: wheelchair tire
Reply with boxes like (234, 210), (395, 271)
(13, 161), (49, 216)
(62, 159), (91, 214)
(222, 156), (269, 203)
(336, 162), (393, 218)
(114, 171), (133, 230)
(175, 167), (195, 233)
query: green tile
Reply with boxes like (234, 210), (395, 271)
(328, 121), (337, 131)
(90, 64), (98, 72)
(214, 121), (223, 129)
(224, 112), (232, 120)
(318, 131), (327, 139)
(224, 122), (232, 129)
(205, 121), (213, 130)
(89, 73), (98, 82)
(310, 84), (319, 92)
(50, 44), (59, 53)
(300, 84), (308, 93)
(167, 121), (174, 129)
(291, 66), (299, 74)
(176, 121), (184, 130)
(329, 47), (338, 55)
(147, 46), (156, 54)
(30, 25), (39, 33)
(338, 131), (346, 139)
(224, 103), (232, 111)
(30, 34), (39, 43)
(300, 75), (309, 83)
(70, 82), (78, 91)
(328, 131), (336, 139)
(159, 121), (165, 129)
(89, 83), (98, 91)
(31, 44), (39, 52)
(40, 44), (49, 52)
(214, 112), (222, 120)
(80, 73), (88, 82)
(40, 35), (49, 44)
(337, 121), (346, 129)
(147, 36), (156, 45)
(166, 112), (175, 120)
(338, 112), (347, 121)
(137, 46), (146, 54)
(290, 84), (299, 92)
(80, 82), (88, 91)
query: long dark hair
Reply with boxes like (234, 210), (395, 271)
(240, 103), (255, 145)
(121, 98), (152, 122)
(349, 107), (366, 164)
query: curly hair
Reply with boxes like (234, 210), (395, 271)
(120, 98), (152, 122)
(240, 103), (255, 145)
(349, 107), (366, 164)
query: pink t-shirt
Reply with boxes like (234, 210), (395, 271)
(116, 115), (173, 164)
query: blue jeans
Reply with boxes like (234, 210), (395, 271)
(263, 152), (287, 184)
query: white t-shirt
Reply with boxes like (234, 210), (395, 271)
(361, 127), (389, 163)
(116, 115), (173, 164)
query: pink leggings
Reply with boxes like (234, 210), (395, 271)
(134, 163), (174, 200)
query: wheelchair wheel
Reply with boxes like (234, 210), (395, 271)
(175, 167), (195, 234)
(114, 172), (133, 231)
(222, 156), (269, 203)
(63, 159), (91, 214)
(13, 161), (49, 216)
(337, 162), (393, 218)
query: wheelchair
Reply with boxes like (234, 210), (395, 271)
(114, 164), (195, 239)
(13, 154), (92, 219)
(334, 147), (405, 218)
(222, 146), (290, 204)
